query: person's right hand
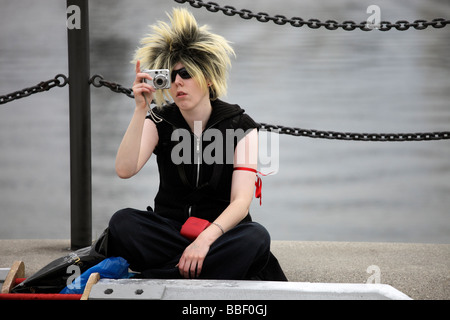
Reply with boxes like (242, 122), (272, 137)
(132, 60), (156, 109)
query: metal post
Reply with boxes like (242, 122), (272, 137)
(67, 0), (92, 249)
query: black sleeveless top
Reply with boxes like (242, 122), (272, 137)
(146, 99), (259, 223)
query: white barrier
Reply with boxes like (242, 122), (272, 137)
(88, 278), (412, 300)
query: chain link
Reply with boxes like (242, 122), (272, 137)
(174, 0), (449, 31)
(0, 74), (68, 105)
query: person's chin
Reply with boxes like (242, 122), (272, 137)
(175, 97), (192, 110)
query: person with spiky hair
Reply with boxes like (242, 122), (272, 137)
(109, 8), (286, 281)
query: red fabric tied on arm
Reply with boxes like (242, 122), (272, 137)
(234, 167), (263, 205)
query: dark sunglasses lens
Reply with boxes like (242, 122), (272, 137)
(171, 68), (191, 82)
(179, 69), (191, 79)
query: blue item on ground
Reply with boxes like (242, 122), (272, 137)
(60, 256), (130, 294)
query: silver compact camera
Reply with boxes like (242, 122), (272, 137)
(142, 69), (171, 90)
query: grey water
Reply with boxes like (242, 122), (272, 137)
(1, 0), (449, 243)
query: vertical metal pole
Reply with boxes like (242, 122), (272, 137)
(67, 0), (92, 249)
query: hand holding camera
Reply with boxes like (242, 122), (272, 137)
(132, 61), (160, 110)
(133, 61), (171, 109)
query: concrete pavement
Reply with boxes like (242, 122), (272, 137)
(0, 239), (448, 299)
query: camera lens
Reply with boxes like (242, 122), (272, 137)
(153, 74), (168, 89)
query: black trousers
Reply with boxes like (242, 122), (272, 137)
(107, 208), (272, 280)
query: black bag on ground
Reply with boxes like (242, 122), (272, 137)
(11, 229), (109, 294)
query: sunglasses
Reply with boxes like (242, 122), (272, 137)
(171, 67), (192, 83)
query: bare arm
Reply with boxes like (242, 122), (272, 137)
(115, 61), (159, 179)
(207, 128), (258, 235)
(178, 128), (258, 278)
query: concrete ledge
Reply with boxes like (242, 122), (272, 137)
(0, 239), (448, 300)
(88, 278), (411, 300)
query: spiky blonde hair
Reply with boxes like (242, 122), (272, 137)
(133, 8), (235, 108)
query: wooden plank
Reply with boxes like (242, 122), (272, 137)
(80, 272), (100, 300)
(1, 261), (25, 294)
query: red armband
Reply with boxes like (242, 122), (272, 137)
(233, 167), (268, 205)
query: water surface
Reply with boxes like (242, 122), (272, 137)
(1, 0), (449, 243)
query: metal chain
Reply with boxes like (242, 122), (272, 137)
(86, 75), (450, 142)
(2, 74), (449, 141)
(89, 74), (134, 98)
(259, 123), (450, 142)
(174, 0), (449, 31)
(0, 74), (69, 105)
